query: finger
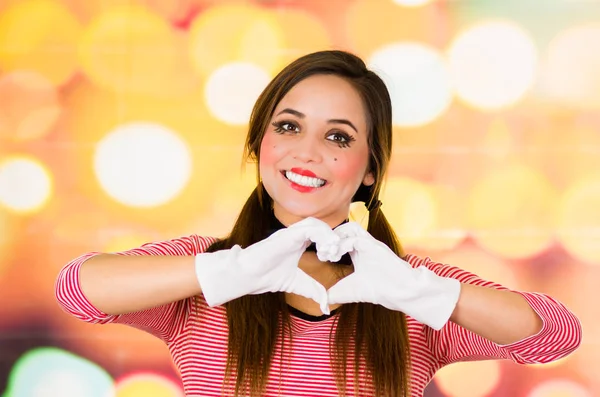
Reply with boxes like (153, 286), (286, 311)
(327, 275), (363, 305)
(315, 241), (342, 262)
(315, 236), (356, 262)
(337, 236), (358, 256)
(273, 219), (335, 251)
(289, 269), (330, 315)
(333, 222), (368, 239)
(292, 217), (338, 242)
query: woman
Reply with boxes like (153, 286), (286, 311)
(55, 50), (582, 397)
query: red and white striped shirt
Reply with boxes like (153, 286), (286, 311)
(55, 235), (581, 396)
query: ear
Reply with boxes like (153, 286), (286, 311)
(363, 171), (375, 186)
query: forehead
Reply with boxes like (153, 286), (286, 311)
(274, 75), (368, 129)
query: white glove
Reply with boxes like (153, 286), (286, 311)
(326, 222), (461, 330)
(194, 217), (340, 314)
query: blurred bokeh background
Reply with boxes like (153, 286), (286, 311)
(0, 0), (598, 395)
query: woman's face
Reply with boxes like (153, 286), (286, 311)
(259, 74), (374, 227)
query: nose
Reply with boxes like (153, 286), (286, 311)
(291, 134), (323, 163)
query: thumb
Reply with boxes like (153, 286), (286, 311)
(327, 274), (362, 305)
(288, 269), (331, 315)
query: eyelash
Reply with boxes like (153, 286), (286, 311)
(271, 121), (356, 148)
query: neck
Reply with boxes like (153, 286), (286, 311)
(272, 204), (352, 229)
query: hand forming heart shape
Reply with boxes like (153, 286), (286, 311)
(313, 222), (461, 330)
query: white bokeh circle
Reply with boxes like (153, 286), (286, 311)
(94, 122), (192, 208)
(0, 156), (52, 213)
(368, 43), (453, 127)
(448, 21), (538, 110)
(205, 62), (271, 125)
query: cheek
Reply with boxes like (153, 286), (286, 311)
(259, 133), (282, 170)
(331, 154), (369, 183)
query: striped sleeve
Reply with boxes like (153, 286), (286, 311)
(55, 235), (217, 342)
(404, 255), (582, 366)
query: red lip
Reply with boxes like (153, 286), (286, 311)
(290, 167), (317, 178)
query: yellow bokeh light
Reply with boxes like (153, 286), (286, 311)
(271, 8), (332, 68)
(556, 173), (600, 265)
(0, 155), (53, 214)
(94, 122), (192, 208)
(421, 185), (467, 251)
(79, 4), (189, 96)
(448, 20), (538, 110)
(0, 70), (61, 141)
(541, 23), (600, 109)
(115, 373), (183, 397)
(0, 0), (82, 85)
(380, 177), (438, 248)
(204, 62), (271, 125)
(528, 379), (592, 397)
(349, 201), (370, 230)
(190, 163), (257, 238)
(434, 360), (502, 397)
(0, 207), (16, 276)
(467, 163), (557, 259)
(379, 177), (466, 251)
(189, 4), (284, 78)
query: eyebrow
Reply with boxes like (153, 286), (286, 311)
(275, 108), (359, 133)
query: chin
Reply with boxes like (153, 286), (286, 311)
(275, 202), (347, 226)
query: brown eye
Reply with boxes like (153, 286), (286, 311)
(272, 121), (299, 134)
(327, 132), (356, 148)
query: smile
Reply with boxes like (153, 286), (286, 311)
(283, 170), (327, 188)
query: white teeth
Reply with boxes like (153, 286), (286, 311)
(285, 171), (326, 188)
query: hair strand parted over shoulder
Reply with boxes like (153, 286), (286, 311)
(206, 50), (411, 397)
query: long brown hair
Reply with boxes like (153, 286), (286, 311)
(206, 50), (411, 396)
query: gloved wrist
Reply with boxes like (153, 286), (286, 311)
(406, 267), (461, 330)
(194, 246), (247, 307)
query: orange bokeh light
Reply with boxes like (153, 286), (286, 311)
(0, 71), (61, 141)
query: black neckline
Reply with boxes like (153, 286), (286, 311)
(287, 304), (341, 322)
